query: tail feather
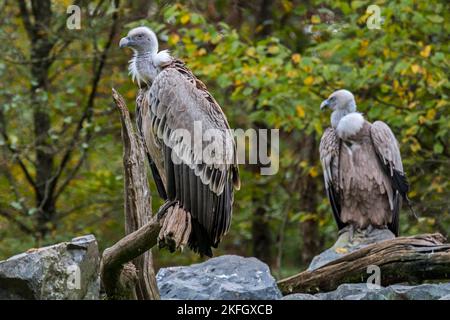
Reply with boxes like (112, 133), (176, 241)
(188, 218), (213, 257)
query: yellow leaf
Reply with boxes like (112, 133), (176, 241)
(309, 166), (318, 177)
(393, 79), (400, 90)
(246, 47), (256, 57)
(302, 65), (312, 73)
(420, 45), (431, 58)
(411, 64), (421, 74)
(268, 45), (279, 55)
(335, 247), (348, 254)
(418, 115), (426, 124)
(311, 15), (321, 24)
(286, 70), (298, 78)
(197, 48), (207, 56)
(180, 13), (190, 25)
(426, 109), (436, 120)
(281, 0), (293, 12)
(296, 105), (306, 118)
(291, 53), (301, 64)
(168, 33), (180, 45)
(410, 138), (421, 153)
(304, 76), (314, 86)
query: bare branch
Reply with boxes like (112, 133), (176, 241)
(0, 106), (39, 194)
(17, 0), (35, 39)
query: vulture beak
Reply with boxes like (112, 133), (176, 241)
(119, 37), (130, 48)
(320, 99), (329, 111)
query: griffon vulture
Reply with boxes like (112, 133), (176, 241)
(319, 89), (413, 237)
(119, 27), (240, 256)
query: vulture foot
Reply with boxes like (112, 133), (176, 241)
(364, 224), (374, 236)
(157, 200), (177, 220)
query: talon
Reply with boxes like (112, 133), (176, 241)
(348, 225), (355, 242)
(157, 200), (176, 220)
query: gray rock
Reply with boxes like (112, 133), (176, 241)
(308, 228), (395, 271)
(157, 255), (282, 300)
(282, 293), (318, 300)
(0, 235), (100, 300)
(313, 283), (450, 300)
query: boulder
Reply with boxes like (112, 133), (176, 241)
(316, 283), (450, 300)
(282, 293), (318, 300)
(0, 235), (100, 300)
(308, 228), (395, 271)
(157, 255), (282, 300)
(282, 283), (450, 300)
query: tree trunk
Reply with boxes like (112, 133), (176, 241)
(256, 0), (274, 37)
(252, 205), (273, 265)
(22, 0), (57, 240)
(299, 134), (321, 265)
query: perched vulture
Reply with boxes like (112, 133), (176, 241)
(319, 89), (413, 237)
(119, 27), (240, 256)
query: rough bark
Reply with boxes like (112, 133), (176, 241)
(100, 89), (160, 300)
(278, 233), (450, 295)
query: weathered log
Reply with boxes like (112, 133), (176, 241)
(101, 89), (160, 300)
(101, 215), (162, 299)
(278, 233), (450, 295)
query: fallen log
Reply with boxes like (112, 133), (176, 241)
(278, 233), (450, 295)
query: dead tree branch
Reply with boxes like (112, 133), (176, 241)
(100, 89), (160, 300)
(278, 233), (450, 295)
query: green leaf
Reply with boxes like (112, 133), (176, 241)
(433, 143), (444, 154)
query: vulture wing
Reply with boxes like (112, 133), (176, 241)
(319, 127), (346, 230)
(370, 121), (409, 236)
(138, 61), (240, 256)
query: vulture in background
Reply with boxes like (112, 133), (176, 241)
(119, 27), (240, 256)
(319, 89), (414, 237)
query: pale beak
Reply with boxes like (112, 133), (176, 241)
(320, 99), (329, 111)
(119, 37), (130, 48)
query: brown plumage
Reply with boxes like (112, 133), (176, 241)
(319, 90), (412, 236)
(120, 27), (240, 256)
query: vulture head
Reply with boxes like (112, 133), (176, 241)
(119, 26), (172, 85)
(320, 89), (357, 112)
(119, 26), (159, 54)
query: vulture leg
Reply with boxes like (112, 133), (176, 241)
(348, 224), (355, 242)
(364, 224), (374, 236)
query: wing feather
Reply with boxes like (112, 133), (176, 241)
(370, 121), (412, 235)
(319, 127), (346, 230)
(138, 63), (239, 255)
